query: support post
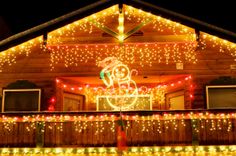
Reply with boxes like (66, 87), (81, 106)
(36, 121), (45, 147)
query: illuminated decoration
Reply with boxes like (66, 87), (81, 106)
(48, 42), (198, 69)
(0, 5), (236, 72)
(97, 95), (152, 111)
(199, 32), (236, 60)
(47, 5), (195, 45)
(46, 4), (198, 69)
(47, 5), (119, 45)
(0, 37), (43, 72)
(48, 97), (56, 111)
(0, 111), (235, 137)
(98, 57), (139, 110)
(118, 10), (124, 43)
(150, 85), (167, 105)
(56, 75), (193, 106)
(1, 145), (236, 155)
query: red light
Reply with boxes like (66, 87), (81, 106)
(190, 94), (193, 98)
(56, 79), (60, 83)
(48, 105), (55, 111)
(50, 97), (56, 103)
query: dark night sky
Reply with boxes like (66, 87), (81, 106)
(0, 0), (235, 41)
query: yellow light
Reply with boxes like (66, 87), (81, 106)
(131, 147), (138, 152)
(154, 147), (160, 152)
(54, 148), (63, 154)
(23, 148), (29, 154)
(164, 147), (171, 152)
(118, 26), (124, 32)
(98, 147), (106, 153)
(185, 146), (194, 152)
(13, 148), (19, 154)
(118, 34), (124, 42)
(77, 148), (84, 154)
(119, 14), (124, 24)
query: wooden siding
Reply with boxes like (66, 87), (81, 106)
(0, 111), (236, 147)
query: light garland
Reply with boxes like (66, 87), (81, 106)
(0, 5), (235, 72)
(200, 32), (236, 60)
(56, 75), (193, 106)
(46, 4), (198, 69)
(47, 5), (119, 45)
(0, 36), (43, 72)
(48, 42), (198, 69)
(47, 5), (196, 45)
(0, 112), (235, 145)
(1, 145), (236, 155)
(124, 5), (195, 36)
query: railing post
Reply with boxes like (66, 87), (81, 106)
(191, 119), (199, 145)
(36, 121), (44, 147)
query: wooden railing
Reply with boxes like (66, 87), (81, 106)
(0, 110), (236, 147)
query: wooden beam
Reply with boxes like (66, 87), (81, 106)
(47, 34), (196, 45)
(124, 18), (153, 40)
(89, 20), (119, 39)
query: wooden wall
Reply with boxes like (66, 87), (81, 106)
(0, 40), (236, 111)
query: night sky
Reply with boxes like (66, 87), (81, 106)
(0, 0), (235, 41)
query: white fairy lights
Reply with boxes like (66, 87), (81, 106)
(48, 42), (198, 70)
(0, 37), (43, 72)
(0, 5), (236, 72)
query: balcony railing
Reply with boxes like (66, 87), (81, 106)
(0, 110), (236, 147)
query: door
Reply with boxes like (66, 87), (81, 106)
(166, 90), (185, 110)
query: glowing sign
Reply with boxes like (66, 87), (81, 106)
(98, 57), (138, 110)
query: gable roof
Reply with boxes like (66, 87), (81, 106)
(0, 0), (236, 52)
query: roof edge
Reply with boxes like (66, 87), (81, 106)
(1, 0), (236, 52)
(0, 0), (116, 52)
(125, 0), (236, 43)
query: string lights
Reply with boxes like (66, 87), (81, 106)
(199, 32), (236, 59)
(48, 42), (198, 69)
(0, 145), (236, 155)
(46, 4), (198, 69)
(47, 5), (119, 45)
(0, 37), (43, 72)
(56, 75), (193, 107)
(0, 111), (235, 135)
(0, 5), (235, 72)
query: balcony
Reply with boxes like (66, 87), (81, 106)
(0, 110), (236, 148)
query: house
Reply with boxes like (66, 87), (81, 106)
(0, 0), (236, 155)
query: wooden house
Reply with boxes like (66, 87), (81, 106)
(0, 0), (236, 155)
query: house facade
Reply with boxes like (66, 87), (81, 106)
(0, 0), (236, 155)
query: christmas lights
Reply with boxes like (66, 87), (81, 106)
(56, 75), (193, 108)
(48, 42), (198, 70)
(200, 32), (236, 59)
(0, 111), (235, 133)
(0, 145), (236, 155)
(0, 5), (236, 72)
(46, 4), (198, 69)
(0, 36), (43, 72)
(98, 57), (139, 110)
